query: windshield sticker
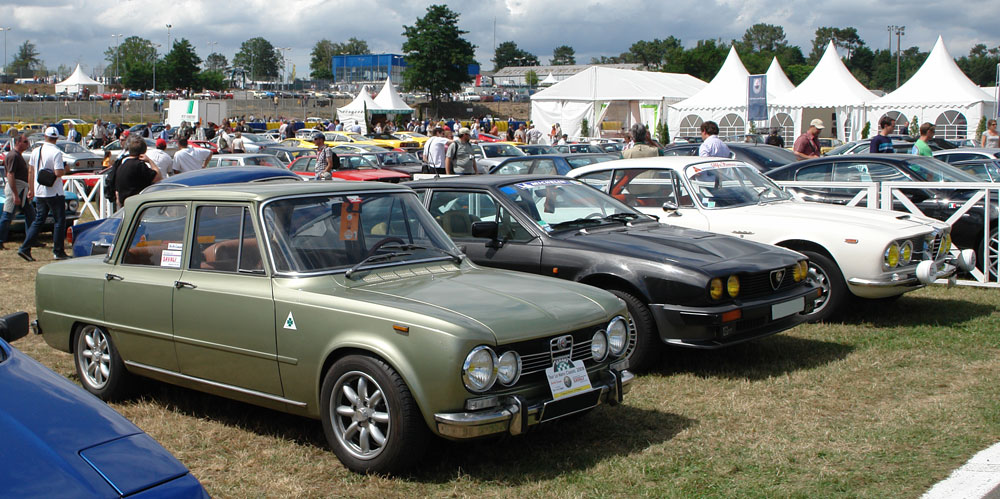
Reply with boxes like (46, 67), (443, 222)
(167, 242), (183, 251)
(339, 201), (360, 241)
(538, 220), (554, 232)
(160, 249), (182, 268)
(512, 179), (570, 189)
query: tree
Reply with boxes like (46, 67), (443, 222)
(956, 43), (1000, 86)
(103, 36), (156, 87)
(9, 40), (41, 78)
(739, 23), (788, 53)
(233, 37), (280, 82)
(205, 52), (227, 72)
(335, 37), (370, 55)
(401, 5), (476, 104)
(551, 45), (575, 65)
(198, 70), (226, 91)
(55, 64), (72, 80)
(809, 27), (864, 62)
(163, 38), (202, 90)
(493, 41), (538, 70)
(310, 38), (370, 80)
(525, 70), (539, 87)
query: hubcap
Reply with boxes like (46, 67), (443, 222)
(78, 326), (111, 389)
(330, 371), (390, 460)
(989, 230), (999, 281)
(807, 265), (830, 313)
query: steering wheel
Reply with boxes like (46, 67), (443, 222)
(585, 212), (603, 219)
(365, 237), (405, 259)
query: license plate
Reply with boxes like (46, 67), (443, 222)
(772, 296), (805, 320)
(545, 358), (593, 400)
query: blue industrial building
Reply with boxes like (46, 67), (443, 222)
(331, 54), (480, 85)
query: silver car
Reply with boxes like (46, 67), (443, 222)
(30, 140), (104, 174)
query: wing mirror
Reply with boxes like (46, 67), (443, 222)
(0, 312), (30, 343)
(662, 201), (681, 216)
(471, 221), (499, 239)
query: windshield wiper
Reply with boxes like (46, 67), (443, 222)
(345, 251), (412, 280)
(550, 218), (606, 230)
(381, 243), (464, 264)
(603, 212), (641, 224)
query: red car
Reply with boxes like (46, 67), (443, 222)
(287, 154), (410, 183)
(188, 140), (219, 153)
(476, 133), (503, 142)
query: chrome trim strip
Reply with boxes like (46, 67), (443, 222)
(124, 360), (307, 407)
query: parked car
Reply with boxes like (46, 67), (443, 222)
(567, 157), (973, 321)
(268, 146), (314, 166)
(393, 131), (429, 148)
(0, 312), (209, 497)
(211, 133), (279, 154)
(286, 154), (411, 182)
(766, 154), (997, 278)
(206, 153), (285, 169)
(35, 181), (633, 474)
(362, 133), (421, 152)
(518, 144), (559, 155)
(56, 118), (88, 126)
(369, 150), (435, 175)
(660, 142), (797, 173)
(0, 176), (81, 233)
(29, 140), (104, 174)
(473, 142), (528, 172)
(490, 153), (619, 175)
(407, 175), (820, 370)
(951, 159), (1000, 182)
(553, 143), (607, 155)
(824, 138), (953, 156)
(932, 148), (1000, 164)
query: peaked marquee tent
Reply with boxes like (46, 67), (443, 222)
(530, 66), (706, 139)
(337, 86), (378, 133)
(372, 77), (413, 114)
(770, 41), (876, 142)
(765, 57), (795, 98)
(869, 36), (997, 140)
(54, 64), (104, 95)
(540, 73), (558, 86)
(668, 47), (759, 139)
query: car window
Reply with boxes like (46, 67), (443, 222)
(533, 159), (559, 175)
(121, 204), (188, 267)
(428, 190), (531, 241)
(498, 179), (641, 231)
(661, 146), (697, 157)
(190, 205), (263, 273)
(937, 152), (980, 164)
(245, 156), (282, 168)
(290, 158), (315, 172)
(834, 163), (907, 182)
(567, 157), (598, 169)
(219, 158), (240, 167)
(955, 162), (990, 181)
(796, 163), (832, 181)
(576, 170), (613, 191)
(610, 169), (680, 207)
(495, 160), (531, 175)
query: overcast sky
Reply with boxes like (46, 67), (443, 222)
(3, 0), (998, 81)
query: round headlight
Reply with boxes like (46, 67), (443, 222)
(900, 241), (913, 265)
(885, 242), (900, 268)
(591, 330), (608, 362)
(68, 200), (79, 211)
(709, 278), (723, 300)
(793, 260), (806, 282)
(727, 275), (740, 297)
(606, 316), (629, 356)
(941, 234), (952, 256)
(462, 346), (497, 392)
(496, 351), (521, 386)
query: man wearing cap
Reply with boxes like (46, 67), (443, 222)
(698, 121), (731, 157)
(19, 127), (69, 261)
(147, 138), (173, 179)
(870, 116), (895, 153)
(793, 119), (824, 160)
(0, 133), (35, 251)
(172, 137), (213, 175)
(313, 133), (339, 178)
(445, 127), (478, 175)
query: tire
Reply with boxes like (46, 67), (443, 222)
(801, 250), (848, 322)
(608, 289), (660, 371)
(975, 227), (999, 281)
(320, 355), (428, 474)
(74, 324), (133, 401)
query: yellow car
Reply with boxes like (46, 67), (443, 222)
(326, 131), (380, 146)
(16, 122), (47, 133)
(280, 137), (329, 149)
(363, 133), (421, 151)
(394, 131), (429, 148)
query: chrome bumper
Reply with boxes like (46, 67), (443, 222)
(848, 250), (975, 289)
(434, 368), (633, 439)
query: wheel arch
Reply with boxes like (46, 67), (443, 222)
(578, 272), (651, 303)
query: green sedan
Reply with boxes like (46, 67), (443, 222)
(34, 181), (633, 474)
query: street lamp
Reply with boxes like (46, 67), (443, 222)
(165, 24), (172, 50)
(283, 47), (292, 91)
(151, 43), (160, 92)
(206, 41), (218, 69)
(888, 25), (905, 89)
(112, 33), (123, 83)
(0, 27), (10, 77)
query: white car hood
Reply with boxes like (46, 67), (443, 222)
(709, 201), (942, 234)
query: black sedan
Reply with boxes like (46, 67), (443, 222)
(660, 142), (796, 172)
(490, 153), (619, 175)
(407, 175), (820, 370)
(554, 143), (611, 155)
(517, 144), (559, 155)
(766, 154), (997, 278)
(951, 159), (1000, 182)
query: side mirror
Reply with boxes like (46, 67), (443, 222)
(471, 221), (499, 240)
(662, 202), (681, 216)
(0, 312), (30, 343)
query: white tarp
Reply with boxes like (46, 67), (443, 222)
(540, 73), (558, 85)
(372, 77), (413, 114)
(530, 66), (705, 139)
(54, 64), (104, 95)
(336, 86), (377, 134)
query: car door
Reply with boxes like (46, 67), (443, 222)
(605, 168), (710, 229)
(171, 204), (281, 395)
(104, 203), (188, 371)
(425, 188), (542, 273)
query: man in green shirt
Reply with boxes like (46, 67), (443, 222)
(910, 123), (934, 157)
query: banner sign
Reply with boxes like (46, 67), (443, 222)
(747, 75), (767, 122)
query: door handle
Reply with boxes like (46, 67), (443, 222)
(174, 281), (197, 289)
(105, 273), (123, 281)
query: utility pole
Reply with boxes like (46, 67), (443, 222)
(165, 24), (172, 50)
(152, 43), (160, 92)
(889, 25), (905, 89)
(112, 34), (122, 84)
(0, 27), (10, 78)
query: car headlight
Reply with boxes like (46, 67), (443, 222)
(940, 233), (952, 257)
(496, 351), (521, 386)
(67, 200), (79, 212)
(462, 346), (497, 392)
(590, 330), (608, 362)
(900, 241), (913, 265)
(793, 260), (807, 282)
(727, 275), (740, 298)
(709, 278), (723, 300)
(606, 316), (629, 356)
(884, 242), (900, 268)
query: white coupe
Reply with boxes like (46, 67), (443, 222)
(568, 157), (976, 321)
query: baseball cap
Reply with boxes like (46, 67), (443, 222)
(44, 126), (59, 138)
(312, 133), (325, 141)
(155, 138), (167, 148)
(121, 130), (130, 138)
(810, 119), (825, 129)
(458, 127), (471, 135)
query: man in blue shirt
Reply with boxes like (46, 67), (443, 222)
(698, 121), (732, 158)
(870, 116), (895, 153)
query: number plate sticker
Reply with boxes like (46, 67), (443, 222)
(545, 357), (593, 400)
(772, 296), (805, 320)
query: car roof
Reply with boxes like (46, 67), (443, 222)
(157, 166), (300, 186)
(570, 156), (743, 175)
(934, 147), (1000, 154)
(407, 174), (573, 189)
(129, 175), (409, 205)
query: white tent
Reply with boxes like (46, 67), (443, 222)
(530, 66), (705, 139)
(54, 64), (104, 95)
(765, 57), (795, 98)
(770, 41), (876, 142)
(337, 86), (378, 134)
(868, 36), (997, 140)
(540, 73), (558, 86)
(669, 47), (760, 140)
(372, 77), (413, 114)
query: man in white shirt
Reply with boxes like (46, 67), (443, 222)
(171, 137), (213, 175)
(526, 124), (542, 144)
(147, 138), (174, 178)
(428, 128), (452, 173)
(698, 121), (732, 158)
(19, 127), (69, 261)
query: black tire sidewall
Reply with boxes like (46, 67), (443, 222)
(74, 325), (130, 401)
(802, 250), (848, 322)
(608, 289), (660, 371)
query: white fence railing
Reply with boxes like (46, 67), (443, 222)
(63, 174), (114, 222)
(777, 180), (999, 288)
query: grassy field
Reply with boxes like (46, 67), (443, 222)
(2, 234), (999, 497)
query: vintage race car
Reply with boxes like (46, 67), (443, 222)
(35, 181), (632, 474)
(569, 157), (976, 321)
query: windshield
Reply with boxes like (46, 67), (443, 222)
(481, 143), (526, 158)
(377, 152), (420, 165)
(244, 155), (283, 167)
(903, 158), (980, 182)
(498, 178), (644, 232)
(825, 142), (856, 156)
(685, 162), (792, 209)
(262, 192), (457, 274)
(401, 132), (426, 138)
(57, 143), (90, 153)
(739, 146), (797, 170)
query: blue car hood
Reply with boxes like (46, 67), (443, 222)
(0, 341), (203, 497)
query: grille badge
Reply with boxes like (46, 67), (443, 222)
(770, 269), (785, 290)
(550, 335), (573, 363)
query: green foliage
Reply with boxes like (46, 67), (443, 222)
(909, 116), (919, 136)
(103, 36), (157, 88)
(233, 37), (280, 81)
(976, 116), (987, 141)
(493, 41), (538, 70)
(524, 70), (539, 87)
(551, 45), (575, 66)
(163, 39), (202, 90)
(738, 23), (788, 53)
(656, 121), (670, 144)
(310, 38), (370, 80)
(861, 122), (870, 139)
(810, 27), (864, 62)
(205, 53), (227, 72)
(197, 70), (226, 91)
(955, 43), (1000, 86)
(401, 5), (476, 103)
(8, 40), (41, 78)
(581, 118), (589, 137)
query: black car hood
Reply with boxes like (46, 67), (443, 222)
(552, 222), (802, 272)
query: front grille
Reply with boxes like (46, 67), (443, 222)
(740, 265), (799, 299)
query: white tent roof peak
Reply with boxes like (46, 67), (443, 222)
(540, 72), (558, 85)
(765, 57), (795, 97)
(671, 46), (754, 110)
(342, 85), (378, 111)
(772, 40), (876, 107)
(373, 77), (413, 113)
(530, 66), (705, 102)
(871, 36), (989, 107)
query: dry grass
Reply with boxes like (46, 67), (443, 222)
(2, 235), (999, 497)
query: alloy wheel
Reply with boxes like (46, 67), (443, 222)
(330, 370), (391, 461)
